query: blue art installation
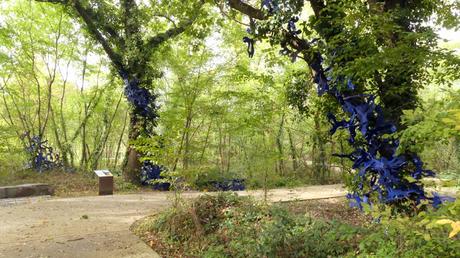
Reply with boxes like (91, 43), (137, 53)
(140, 161), (170, 191)
(119, 71), (162, 183)
(242, 10), (454, 209)
(119, 71), (158, 121)
(25, 135), (62, 172)
(306, 40), (445, 209)
(210, 178), (246, 191)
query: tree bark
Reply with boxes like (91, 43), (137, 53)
(287, 127), (298, 172)
(123, 113), (145, 183)
(276, 113), (286, 176)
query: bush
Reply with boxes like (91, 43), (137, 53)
(356, 199), (460, 257)
(134, 193), (366, 257)
(135, 194), (460, 258)
(183, 167), (246, 191)
(219, 206), (363, 258)
(114, 177), (140, 192)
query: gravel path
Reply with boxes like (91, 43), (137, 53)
(0, 184), (346, 258)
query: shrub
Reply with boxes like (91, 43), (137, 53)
(356, 198), (460, 257)
(135, 193), (365, 257)
(134, 194), (460, 258)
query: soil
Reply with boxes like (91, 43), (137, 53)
(280, 197), (371, 226)
(0, 194), (166, 258)
(0, 184), (346, 258)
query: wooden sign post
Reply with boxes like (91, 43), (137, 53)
(94, 170), (113, 195)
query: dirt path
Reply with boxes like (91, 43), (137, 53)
(0, 184), (346, 258)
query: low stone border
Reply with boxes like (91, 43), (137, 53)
(0, 184), (54, 199)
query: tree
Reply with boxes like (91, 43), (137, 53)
(225, 0), (459, 125)
(0, 1), (132, 173)
(34, 0), (209, 182)
(224, 0), (460, 210)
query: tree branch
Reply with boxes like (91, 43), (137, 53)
(81, 5), (123, 44)
(145, 0), (206, 50)
(227, 0), (266, 20)
(36, 0), (126, 73)
(72, 1), (126, 72)
(35, 0), (68, 3)
(145, 20), (193, 49)
(122, 0), (140, 39)
(214, 0), (250, 26)
(152, 13), (179, 28)
(309, 0), (326, 17)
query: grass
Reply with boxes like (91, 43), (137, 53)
(0, 168), (147, 197)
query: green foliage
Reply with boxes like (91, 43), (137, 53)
(238, 207), (361, 258)
(357, 199), (460, 257)
(0, 1), (132, 175)
(136, 194), (460, 257)
(132, 23), (344, 189)
(136, 193), (366, 257)
(114, 177), (140, 192)
(400, 89), (460, 178)
(242, 0), (460, 123)
(145, 193), (245, 242)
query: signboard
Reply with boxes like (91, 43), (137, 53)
(94, 170), (113, 195)
(95, 170), (113, 177)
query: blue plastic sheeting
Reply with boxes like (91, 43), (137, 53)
(242, 11), (454, 208)
(25, 135), (62, 172)
(210, 179), (246, 191)
(140, 161), (170, 191)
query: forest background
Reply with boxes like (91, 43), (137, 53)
(1, 0), (459, 191)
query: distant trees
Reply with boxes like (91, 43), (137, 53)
(33, 0), (211, 182)
(2, 1), (346, 186)
(133, 26), (347, 187)
(0, 2), (129, 172)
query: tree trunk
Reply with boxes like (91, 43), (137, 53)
(113, 110), (129, 170)
(312, 115), (327, 183)
(276, 113), (285, 176)
(183, 110), (193, 170)
(226, 133), (231, 174)
(123, 113), (144, 183)
(124, 146), (142, 183)
(199, 120), (212, 164)
(218, 123), (225, 173)
(287, 128), (298, 172)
